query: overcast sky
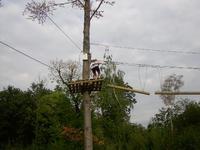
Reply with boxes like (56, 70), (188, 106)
(1, 0), (200, 126)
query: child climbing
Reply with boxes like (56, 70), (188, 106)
(90, 59), (103, 79)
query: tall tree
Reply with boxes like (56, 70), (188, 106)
(160, 74), (184, 138)
(160, 74), (184, 106)
(173, 101), (200, 150)
(91, 54), (137, 149)
(0, 86), (36, 148)
(23, 1), (114, 149)
(49, 60), (82, 113)
(148, 99), (200, 149)
(34, 91), (78, 148)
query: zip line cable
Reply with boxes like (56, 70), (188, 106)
(47, 15), (82, 52)
(47, 15), (200, 56)
(1, 41), (200, 71)
(91, 42), (200, 55)
(0, 41), (51, 68)
(114, 61), (200, 71)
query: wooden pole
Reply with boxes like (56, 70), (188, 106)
(82, 0), (93, 149)
(155, 91), (200, 95)
(107, 84), (150, 95)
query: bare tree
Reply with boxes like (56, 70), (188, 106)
(23, 1), (114, 149)
(49, 60), (81, 113)
(160, 74), (184, 140)
(50, 60), (81, 84)
(23, 0), (114, 24)
(161, 74), (184, 106)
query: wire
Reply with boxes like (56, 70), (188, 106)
(137, 66), (148, 90)
(143, 66), (148, 90)
(0, 40), (51, 68)
(47, 15), (82, 52)
(91, 42), (200, 55)
(137, 66), (142, 89)
(114, 61), (200, 71)
(2, 40), (200, 73)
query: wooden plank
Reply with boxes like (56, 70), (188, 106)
(107, 84), (150, 95)
(68, 79), (103, 93)
(68, 79), (104, 85)
(155, 91), (200, 95)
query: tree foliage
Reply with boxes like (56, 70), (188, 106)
(49, 60), (82, 114)
(148, 99), (200, 149)
(49, 60), (81, 85)
(0, 78), (200, 149)
(23, 0), (115, 24)
(160, 74), (184, 106)
(0, 86), (36, 148)
(90, 54), (137, 149)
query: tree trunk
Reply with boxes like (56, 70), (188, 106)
(170, 106), (174, 144)
(82, 0), (93, 150)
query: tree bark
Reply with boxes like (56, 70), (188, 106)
(83, 0), (93, 150)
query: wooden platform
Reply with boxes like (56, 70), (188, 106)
(107, 84), (150, 95)
(68, 79), (103, 93)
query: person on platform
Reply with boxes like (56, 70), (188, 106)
(90, 59), (103, 79)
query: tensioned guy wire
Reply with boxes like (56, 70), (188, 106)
(114, 61), (200, 71)
(1, 41), (200, 71)
(91, 42), (200, 55)
(0, 40), (51, 68)
(47, 15), (82, 52)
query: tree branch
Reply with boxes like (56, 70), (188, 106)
(53, 1), (75, 6)
(57, 69), (68, 86)
(23, 0), (84, 24)
(56, 68), (81, 113)
(69, 0), (84, 9)
(55, 0), (84, 8)
(90, 0), (104, 20)
(77, 0), (84, 8)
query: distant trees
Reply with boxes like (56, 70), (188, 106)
(0, 81), (83, 149)
(148, 99), (200, 149)
(0, 82), (52, 149)
(34, 91), (78, 148)
(1, 62), (200, 150)
(159, 74), (184, 142)
(0, 86), (36, 148)
(147, 74), (200, 149)
(0, 75), (200, 149)
(160, 74), (184, 106)
(173, 101), (200, 149)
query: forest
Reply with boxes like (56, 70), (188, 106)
(0, 57), (200, 150)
